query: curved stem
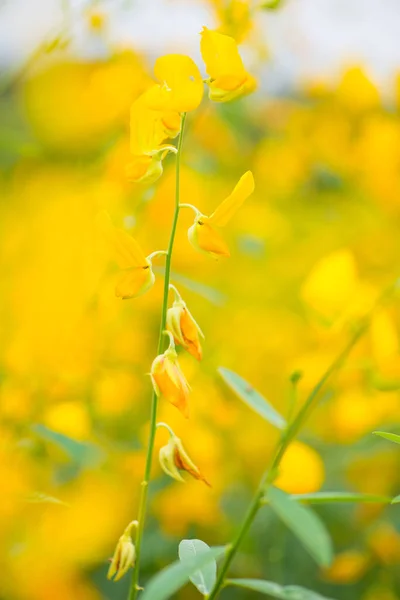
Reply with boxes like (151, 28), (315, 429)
(208, 321), (368, 600)
(128, 112), (187, 600)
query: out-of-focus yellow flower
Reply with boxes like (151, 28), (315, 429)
(367, 523), (400, 565)
(151, 337), (191, 418)
(274, 440), (325, 494)
(158, 429), (211, 486)
(44, 401), (91, 440)
(212, 0), (253, 43)
(97, 211), (158, 299)
(144, 54), (203, 112)
(107, 521), (137, 582)
(336, 66), (380, 113)
(184, 170), (255, 257)
(167, 285), (204, 360)
(301, 249), (359, 322)
(200, 26), (256, 102)
(323, 550), (370, 583)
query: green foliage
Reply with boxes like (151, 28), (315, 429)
(266, 487), (333, 567)
(178, 539), (217, 596)
(226, 579), (335, 599)
(140, 546), (226, 600)
(218, 367), (287, 429)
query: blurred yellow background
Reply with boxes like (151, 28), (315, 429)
(1, 2), (400, 599)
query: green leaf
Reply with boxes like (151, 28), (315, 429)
(289, 492), (391, 505)
(373, 431), (400, 445)
(226, 579), (335, 599)
(391, 494), (400, 504)
(260, 0), (283, 9)
(24, 491), (68, 506)
(178, 539), (216, 596)
(32, 424), (104, 467)
(266, 487), (333, 567)
(141, 546), (226, 600)
(218, 368), (286, 429)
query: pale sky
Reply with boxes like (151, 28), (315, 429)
(1, 0), (400, 96)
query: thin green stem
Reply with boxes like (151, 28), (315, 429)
(208, 321), (368, 600)
(128, 112), (187, 600)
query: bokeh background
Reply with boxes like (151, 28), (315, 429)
(1, 1), (400, 599)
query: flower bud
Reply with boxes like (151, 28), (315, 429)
(159, 434), (211, 486)
(126, 154), (164, 185)
(151, 346), (190, 418)
(107, 521), (137, 582)
(166, 288), (204, 360)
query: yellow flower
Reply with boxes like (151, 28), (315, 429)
(274, 441), (325, 494)
(158, 431), (211, 487)
(166, 285), (204, 360)
(144, 54), (203, 112)
(107, 521), (137, 582)
(129, 89), (180, 184)
(185, 170), (255, 257)
(151, 340), (191, 418)
(97, 211), (158, 299)
(200, 26), (256, 102)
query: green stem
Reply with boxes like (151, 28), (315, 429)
(128, 112), (187, 600)
(208, 321), (368, 600)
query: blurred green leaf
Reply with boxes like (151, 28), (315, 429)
(32, 424), (104, 467)
(226, 579), (335, 599)
(178, 539), (217, 596)
(24, 491), (68, 506)
(218, 368), (286, 429)
(289, 492), (391, 505)
(141, 546), (226, 600)
(373, 431), (400, 445)
(260, 0), (283, 9)
(266, 487), (333, 567)
(391, 495), (400, 504)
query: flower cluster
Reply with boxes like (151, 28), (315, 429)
(106, 25), (255, 585)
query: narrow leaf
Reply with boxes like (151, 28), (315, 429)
(178, 539), (216, 596)
(32, 424), (104, 467)
(373, 431), (400, 445)
(391, 494), (400, 504)
(289, 492), (391, 505)
(266, 487), (333, 567)
(226, 579), (335, 599)
(141, 546), (226, 600)
(218, 367), (286, 429)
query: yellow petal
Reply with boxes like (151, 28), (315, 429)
(130, 88), (179, 155)
(149, 54), (203, 112)
(200, 27), (246, 83)
(209, 171), (254, 227)
(96, 211), (149, 269)
(115, 266), (155, 299)
(126, 154), (164, 185)
(188, 219), (231, 258)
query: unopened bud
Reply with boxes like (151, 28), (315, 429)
(150, 337), (190, 418)
(167, 286), (204, 360)
(159, 433), (211, 487)
(107, 521), (137, 582)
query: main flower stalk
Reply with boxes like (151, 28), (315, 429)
(128, 113), (187, 600)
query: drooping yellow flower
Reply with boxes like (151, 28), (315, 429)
(166, 285), (204, 360)
(184, 170), (255, 257)
(107, 521), (137, 582)
(151, 338), (191, 418)
(158, 430), (211, 487)
(200, 26), (256, 102)
(128, 89), (180, 184)
(97, 211), (158, 299)
(144, 54), (204, 113)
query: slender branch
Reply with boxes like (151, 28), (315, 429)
(128, 112), (187, 600)
(208, 320), (368, 600)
